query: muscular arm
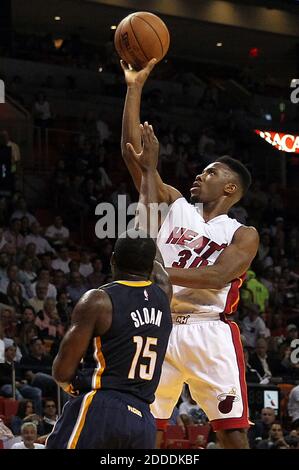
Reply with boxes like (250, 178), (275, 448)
(166, 226), (259, 289)
(52, 289), (112, 390)
(121, 61), (181, 204)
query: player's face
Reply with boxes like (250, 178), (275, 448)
(190, 162), (233, 203)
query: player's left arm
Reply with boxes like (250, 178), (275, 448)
(52, 289), (112, 391)
(166, 226), (259, 289)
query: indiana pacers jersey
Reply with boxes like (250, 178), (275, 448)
(70, 280), (172, 404)
(157, 197), (244, 318)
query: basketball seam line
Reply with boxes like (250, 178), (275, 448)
(129, 17), (150, 62)
(136, 16), (165, 56)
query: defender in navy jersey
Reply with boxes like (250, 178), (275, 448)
(46, 230), (172, 449)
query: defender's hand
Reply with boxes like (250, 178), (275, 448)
(126, 122), (159, 172)
(120, 59), (157, 88)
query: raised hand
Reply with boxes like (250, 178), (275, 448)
(120, 59), (157, 88)
(126, 122), (159, 172)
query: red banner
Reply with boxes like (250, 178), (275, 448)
(255, 130), (299, 153)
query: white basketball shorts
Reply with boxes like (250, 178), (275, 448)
(151, 314), (250, 431)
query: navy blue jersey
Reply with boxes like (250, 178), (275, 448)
(71, 280), (172, 404)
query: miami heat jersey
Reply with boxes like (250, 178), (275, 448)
(70, 280), (172, 404)
(157, 197), (244, 317)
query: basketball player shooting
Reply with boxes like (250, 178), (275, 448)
(121, 59), (259, 449)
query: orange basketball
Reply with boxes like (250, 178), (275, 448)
(114, 11), (170, 70)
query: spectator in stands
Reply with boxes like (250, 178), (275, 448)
(39, 253), (54, 272)
(3, 218), (25, 255)
(248, 407), (276, 448)
(35, 298), (64, 340)
(0, 226), (14, 255)
(79, 250), (93, 278)
(241, 303), (268, 349)
(24, 222), (55, 256)
(22, 243), (41, 273)
(179, 385), (208, 426)
(11, 422), (45, 449)
(284, 324), (298, 346)
(18, 323), (39, 357)
(45, 216), (70, 249)
(0, 131), (21, 187)
(19, 337), (57, 400)
(52, 269), (67, 294)
(244, 347), (263, 384)
(0, 319), (4, 362)
(0, 264), (26, 298)
(242, 270), (269, 314)
(29, 281), (48, 313)
(40, 399), (57, 435)
(52, 246), (71, 274)
(87, 257), (106, 289)
(96, 114), (111, 145)
(288, 385), (299, 430)
(56, 291), (72, 326)
(256, 422), (289, 449)
(10, 399), (43, 436)
(10, 197), (37, 225)
(5, 280), (30, 315)
(66, 271), (88, 304)
(18, 258), (36, 298)
(249, 338), (280, 383)
(0, 342), (42, 414)
(33, 92), (52, 129)
(31, 268), (57, 300)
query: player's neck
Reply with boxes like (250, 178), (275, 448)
(113, 269), (149, 282)
(202, 199), (231, 222)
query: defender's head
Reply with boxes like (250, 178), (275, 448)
(190, 156), (252, 206)
(111, 229), (156, 279)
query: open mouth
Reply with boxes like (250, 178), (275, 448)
(190, 181), (201, 191)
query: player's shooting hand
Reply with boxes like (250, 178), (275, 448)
(120, 58), (157, 88)
(126, 122), (159, 171)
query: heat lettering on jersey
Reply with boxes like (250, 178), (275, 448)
(166, 227), (227, 268)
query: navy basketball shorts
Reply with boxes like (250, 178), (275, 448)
(46, 389), (156, 449)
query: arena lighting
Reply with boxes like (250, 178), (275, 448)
(249, 47), (259, 58)
(255, 129), (299, 153)
(110, 25), (117, 30)
(54, 16), (61, 21)
(216, 42), (223, 47)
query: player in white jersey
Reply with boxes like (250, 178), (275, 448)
(120, 60), (259, 448)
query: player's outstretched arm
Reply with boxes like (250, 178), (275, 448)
(128, 122), (181, 237)
(52, 289), (112, 392)
(120, 60), (181, 204)
(166, 226), (259, 289)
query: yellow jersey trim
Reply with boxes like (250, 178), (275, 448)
(116, 280), (152, 287)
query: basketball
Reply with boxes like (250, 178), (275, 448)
(114, 11), (170, 70)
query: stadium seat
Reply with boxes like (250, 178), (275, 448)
(164, 424), (185, 440)
(0, 397), (5, 414)
(186, 424), (211, 448)
(166, 439), (191, 449)
(3, 399), (19, 421)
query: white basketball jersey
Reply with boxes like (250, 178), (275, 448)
(157, 197), (244, 318)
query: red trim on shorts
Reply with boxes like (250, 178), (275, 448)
(155, 419), (168, 431)
(224, 273), (246, 314)
(211, 317), (250, 432)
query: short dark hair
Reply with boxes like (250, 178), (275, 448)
(114, 229), (156, 275)
(216, 156), (252, 195)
